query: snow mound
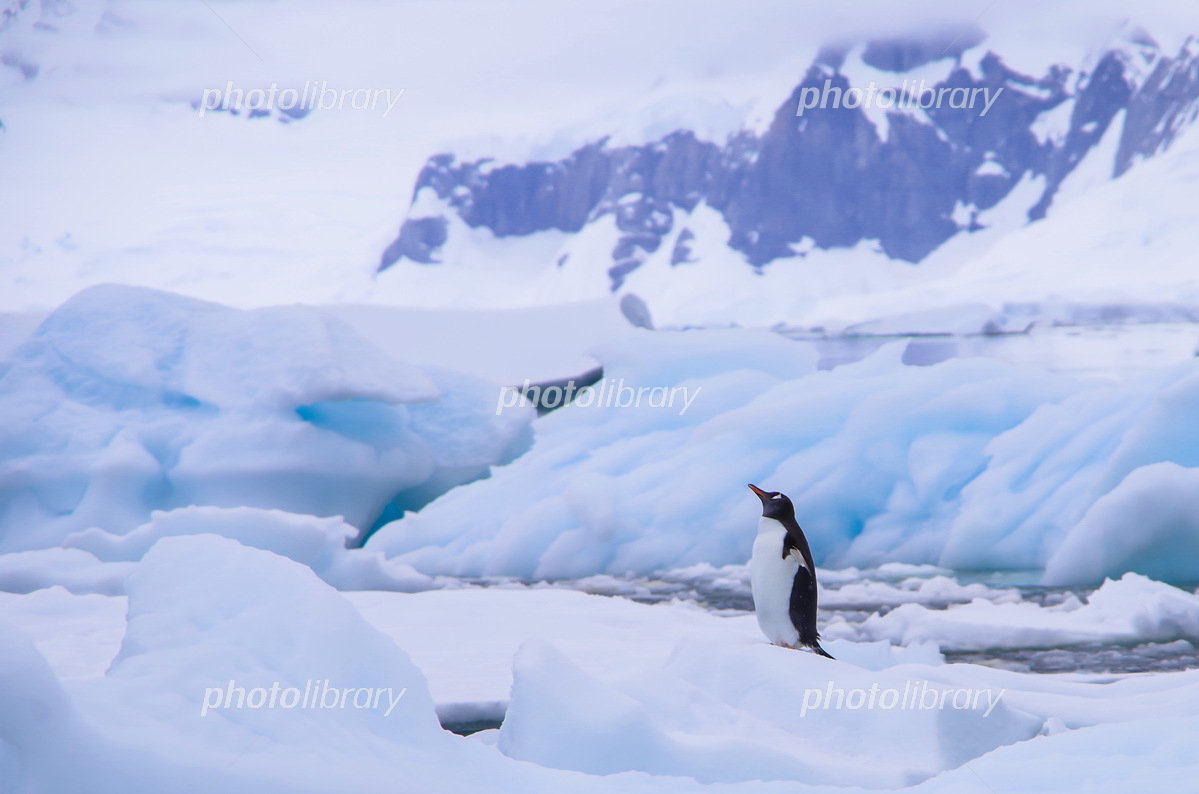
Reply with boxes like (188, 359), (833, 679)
(0, 534), (456, 793)
(107, 535), (445, 746)
(0, 285), (534, 552)
(498, 636), (1040, 788)
(498, 624), (1199, 789)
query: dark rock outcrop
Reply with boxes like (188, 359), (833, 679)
(380, 33), (1199, 288)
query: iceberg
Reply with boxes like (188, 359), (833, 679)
(368, 332), (1080, 578)
(371, 327), (1199, 587)
(0, 285), (534, 553)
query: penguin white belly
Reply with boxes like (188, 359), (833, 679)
(750, 517), (800, 647)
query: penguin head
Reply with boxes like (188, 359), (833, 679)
(748, 483), (794, 521)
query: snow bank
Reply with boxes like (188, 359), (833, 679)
(498, 628), (1199, 789)
(500, 639), (841, 784)
(830, 573), (1199, 652)
(7, 558), (1199, 793)
(105, 535), (445, 746)
(0, 534), (455, 793)
(498, 636), (1039, 787)
(0, 285), (534, 552)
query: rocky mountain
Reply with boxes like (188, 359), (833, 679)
(381, 31), (1199, 292)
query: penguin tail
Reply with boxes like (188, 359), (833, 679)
(812, 644), (835, 660)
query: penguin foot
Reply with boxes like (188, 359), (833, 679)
(771, 641), (834, 660)
(809, 644), (835, 660)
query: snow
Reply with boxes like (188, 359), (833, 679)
(497, 622), (1199, 788)
(810, 120), (1199, 331)
(4, 538), (1199, 792)
(7, 2), (1199, 790)
(2, 1), (1199, 337)
(0, 586), (126, 678)
(65, 506), (438, 592)
(0, 535), (720, 794)
(842, 303), (1021, 336)
(1030, 98), (1076, 146)
(344, 587), (764, 714)
(323, 298), (634, 385)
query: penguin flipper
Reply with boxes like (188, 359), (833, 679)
(787, 565), (823, 650)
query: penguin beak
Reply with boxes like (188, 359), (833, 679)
(748, 484), (769, 501)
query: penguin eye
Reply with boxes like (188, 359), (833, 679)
(771, 494), (782, 500)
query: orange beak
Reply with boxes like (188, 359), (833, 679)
(748, 484), (768, 499)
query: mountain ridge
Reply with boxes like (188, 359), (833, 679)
(381, 31), (1199, 294)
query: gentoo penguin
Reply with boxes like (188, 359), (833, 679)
(748, 484), (833, 658)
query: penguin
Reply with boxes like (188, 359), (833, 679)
(748, 484), (833, 659)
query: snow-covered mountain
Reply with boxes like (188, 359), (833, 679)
(381, 29), (1199, 327)
(2, 2), (1197, 329)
